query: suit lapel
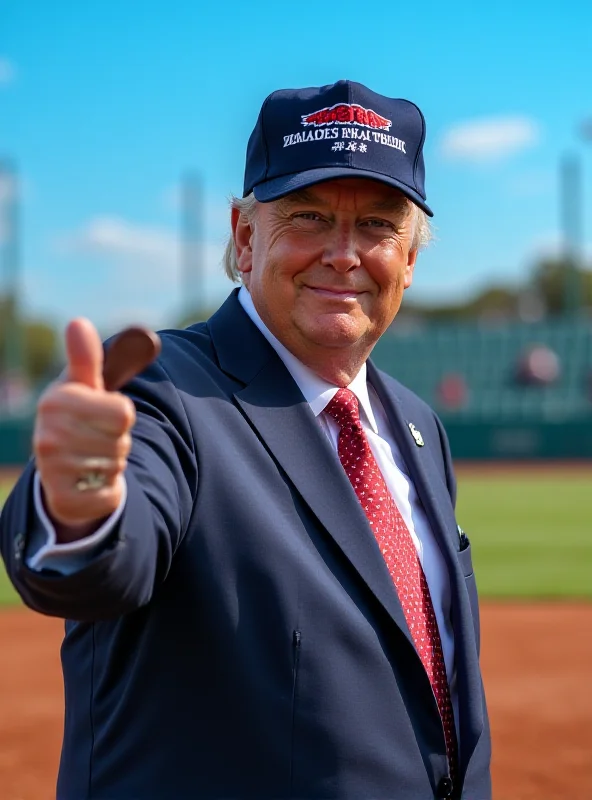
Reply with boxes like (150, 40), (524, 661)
(208, 293), (415, 647)
(368, 362), (485, 776)
(209, 293), (484, 775)
(367, 362), (459, 562)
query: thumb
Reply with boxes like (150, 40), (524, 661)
(65, 318), (105, 390)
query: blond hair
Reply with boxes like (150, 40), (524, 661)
(223, 191), (432, 282)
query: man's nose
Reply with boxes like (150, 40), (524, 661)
(320, 225), (361, 272)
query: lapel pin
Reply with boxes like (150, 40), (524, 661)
(408, 422), (424, 447)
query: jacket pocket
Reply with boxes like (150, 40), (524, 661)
(457, 540), (474, 578)
(456, 543), (481, 653)
(292, 630), (301, 694)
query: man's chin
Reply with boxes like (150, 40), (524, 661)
(300, 315), (370, 349)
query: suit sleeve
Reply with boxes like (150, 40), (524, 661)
(0, 354), (198, 621)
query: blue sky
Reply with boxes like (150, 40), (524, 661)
(1, 0), (591, 335)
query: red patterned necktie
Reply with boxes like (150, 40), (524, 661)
(325, 387), (458, 779)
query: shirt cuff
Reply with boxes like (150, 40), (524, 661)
(27, 471), (127, 574)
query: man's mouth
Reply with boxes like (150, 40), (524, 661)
(304, 286), (362, 300)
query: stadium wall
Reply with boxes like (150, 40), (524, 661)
(441, 418), (592, 459)
(1, 415), (591, 465)
(0, 418), (33, 466)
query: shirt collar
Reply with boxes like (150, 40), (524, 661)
(238, 286), (378, 434)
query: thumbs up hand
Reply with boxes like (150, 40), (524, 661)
(65, 317), (108, 390)
(33, 318), (156, 541)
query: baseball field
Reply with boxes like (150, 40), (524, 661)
(1, 465), (591, 799)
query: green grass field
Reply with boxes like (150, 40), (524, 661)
(455, 471), (591, 598)
(0, 468), (590, 606)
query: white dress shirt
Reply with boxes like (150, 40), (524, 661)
(29, 286), (458, 728)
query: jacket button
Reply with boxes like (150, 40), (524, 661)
(436, 775), (453, 798)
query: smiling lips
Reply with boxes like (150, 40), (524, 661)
(305, 286), (362, 300)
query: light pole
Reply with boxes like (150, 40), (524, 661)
(0, 159), (24, 383)
(560, 120), (592, 317)
(560, 151), (583, 316)
(181, 170), (205, 321)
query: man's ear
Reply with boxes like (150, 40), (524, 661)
(404, 248), (418, 290)
(231, 207), (253, 278)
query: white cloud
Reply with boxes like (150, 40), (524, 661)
(57, 215), (230, 274)
(440, 116), (540, 162)
(0, 57), (16, 85)
(57, 217), (179, 266)
(53, 216), (233, 326)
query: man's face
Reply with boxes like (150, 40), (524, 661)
(233, 178), (418, 367)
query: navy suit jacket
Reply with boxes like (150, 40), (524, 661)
(0, 290), (491, 799)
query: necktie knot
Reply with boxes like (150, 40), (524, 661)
(324, 388), (361, 431)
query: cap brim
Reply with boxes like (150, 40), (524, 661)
(252, 166), (433, 217)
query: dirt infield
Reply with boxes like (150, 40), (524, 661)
(0, 604), (590, 799)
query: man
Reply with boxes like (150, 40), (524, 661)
(0, 80), (491, 799)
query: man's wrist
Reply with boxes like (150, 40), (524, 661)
(38, 476), (121, 543)
(51, 517), (110, 544)
(28, 472), (128, 573)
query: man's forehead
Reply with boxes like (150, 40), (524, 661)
(276, 180), (411, 211)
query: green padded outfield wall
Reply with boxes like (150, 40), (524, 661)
(0, 417), (33, 466)
(1, 415), (591, 465)
(440, 418), (592, 459)
(371, 319), (592, 458)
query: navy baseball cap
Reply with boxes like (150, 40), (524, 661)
(243, 79), (433, 216)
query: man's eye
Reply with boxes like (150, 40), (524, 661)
(293, 212), (323, 221)
(361, 218), (393, 229)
